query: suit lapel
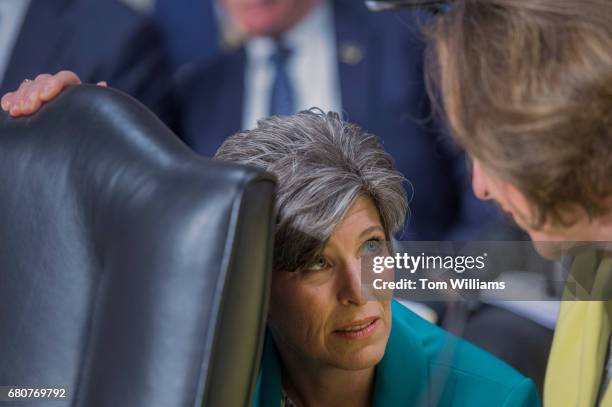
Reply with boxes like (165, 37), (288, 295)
(333, 0), (375, 127)
(2, 0), (74, 93)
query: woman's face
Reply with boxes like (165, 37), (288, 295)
(471, 158), (597, 257)
(267, 196), (391, 371)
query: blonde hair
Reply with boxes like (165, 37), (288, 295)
(426, 0), (612, 227)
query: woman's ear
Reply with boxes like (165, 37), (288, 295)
(471, 159), (492, 200)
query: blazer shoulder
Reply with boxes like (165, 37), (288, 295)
(333, 0), (428, 38)
(69, 0), (158, 36)
(391, 302), (541, 406)
(428, 344), (540, 406)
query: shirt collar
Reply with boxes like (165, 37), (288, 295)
(283, 0), (330, 50)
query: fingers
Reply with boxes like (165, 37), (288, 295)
(54, 70), (82, 87)
(1, 77), (42, 116)
(96, 81), (108, 87)
(1, 92), (14, 112)
(1, 70), (83, 117)
(5, 79), (35, 116)
(40, 71), (81, 102)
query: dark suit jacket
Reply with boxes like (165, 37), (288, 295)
(173, 0), (502, 240)
(1, 0), (171, 114)
(153, 0), (219, 70)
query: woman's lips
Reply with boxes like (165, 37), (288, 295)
(333, 317), (380, 339)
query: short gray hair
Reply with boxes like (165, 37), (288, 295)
(214, 109), (408, 272)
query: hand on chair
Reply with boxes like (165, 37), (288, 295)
(1, 71), (106, 117)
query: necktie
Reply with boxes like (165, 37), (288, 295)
(268, 42), (295, 117)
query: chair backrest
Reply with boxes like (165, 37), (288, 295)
(0, 86), (276, 407)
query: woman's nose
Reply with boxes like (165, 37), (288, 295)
(337, 261), (367, 306)
(472, 159), (491, 200)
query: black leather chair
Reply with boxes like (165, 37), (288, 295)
(0, 86), (276, 407)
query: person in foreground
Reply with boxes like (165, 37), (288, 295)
(0, 75), (539, 407)
(214, 110), (538, 406)
(423, 0), (612, 405)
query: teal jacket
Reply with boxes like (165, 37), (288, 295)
(253, 301), (540, 406)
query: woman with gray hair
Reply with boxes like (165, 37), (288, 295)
(214, 109), (539, 406)
(2, 84), (538, 404)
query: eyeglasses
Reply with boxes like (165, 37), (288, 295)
(365, 0), (449, 11)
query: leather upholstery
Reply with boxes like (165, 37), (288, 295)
(0, 86), (276, 407)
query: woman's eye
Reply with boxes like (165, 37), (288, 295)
(362, 238), (384, 255)
(306, 256), (330, 271)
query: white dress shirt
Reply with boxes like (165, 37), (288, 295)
(242, 0), (342, 130)
(0, 0), (31, 84)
